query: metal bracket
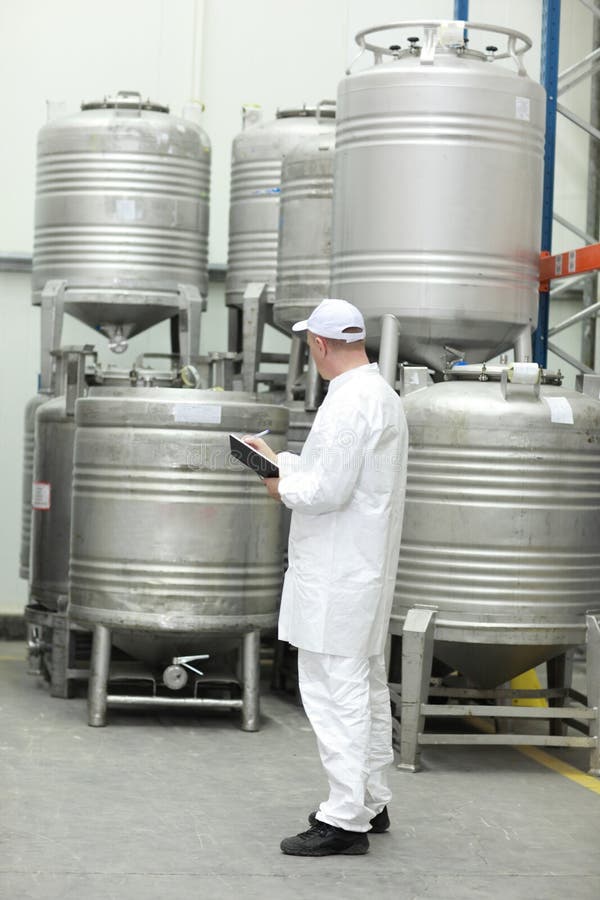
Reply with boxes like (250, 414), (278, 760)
(241, 282), (268, 393)
(40, 280), (66, 392)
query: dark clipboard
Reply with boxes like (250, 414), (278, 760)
(229, 434), (280, 478)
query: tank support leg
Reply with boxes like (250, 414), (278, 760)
(286, 335), (306, 402)
(305, 355), (323, 411)
(241, 282), (268, 393)
(547, 651), (573, 736)
(398, 607), (436, 772)
(177, 283), (204, 367)
(379, 314), (401, 388)
(495, 682), (514, 734)
(40, 279), (66, 391)
(228, 306), (244, 355)
(88, 624), (111, 727)
(586, 614), (600, 775)
(241, 629), (261, 732)
(50, 608), (73, 699)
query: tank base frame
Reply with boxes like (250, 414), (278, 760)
(389, 607), (600, 776)
(87, 624), (262, 731)
(25, 602), (92, 698)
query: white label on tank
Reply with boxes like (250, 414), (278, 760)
(174, 403), (222, 424)
(116, 198), (136, 222)
(515, 97), (531, 121)
(544, 397), (574, 425)
(408, 370), (421, 385)
(32, 482), (51, 510)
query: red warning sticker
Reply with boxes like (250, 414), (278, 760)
(32, 482), (51, 511)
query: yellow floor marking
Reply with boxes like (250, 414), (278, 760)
(0, 656), (24, 661)
(467, 715), (600, 795)
(517, 745), (600, 795)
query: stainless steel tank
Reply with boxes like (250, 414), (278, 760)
(226, 104), (335, 313)
(393, 371), (600, 687)
(19, 393), (51, 580)
(273, 119), (335, 332)
(284, 401), (316, 454)
(32, 91), (211, 342)
(29, 362), (178, 611)
(331, 22), (545, 369)
(69, 389), (289, 633)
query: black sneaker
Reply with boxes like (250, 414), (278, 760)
(280, 822), (369, 856)
(308, 806), (390, 834)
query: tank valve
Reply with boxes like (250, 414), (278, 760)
(181, 364), (203, 388)
(105, 326), (129, 354)
(26, 626), (47, 676)
(163, 665), (189, 690)
(407, 36), (420, 52)
(163, 653), (210, 690)
(486, 45), (498, 54)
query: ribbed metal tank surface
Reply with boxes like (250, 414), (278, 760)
(281, 402), (316, 565)
(69, 389), (289, 633)
(226, 105), (335, 311)
(32, 93), (211, 338)
(30, 397), (75, 610)
(19, 393), (51, 580)
(273, 124), (335, 332)
(394, 379), (600, 687)
(331, 28), (545, 368)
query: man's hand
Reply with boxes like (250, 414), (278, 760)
(263, 477), (281, 501)
(242, 436), (278, 464)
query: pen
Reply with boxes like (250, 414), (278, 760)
(251, 429), (270, 439)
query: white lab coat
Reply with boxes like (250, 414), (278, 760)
(277, 363), (408, 657)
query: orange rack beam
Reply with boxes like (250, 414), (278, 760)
(540, 243), (600, 291)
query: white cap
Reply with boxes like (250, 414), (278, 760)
(292, 298), (366, 342)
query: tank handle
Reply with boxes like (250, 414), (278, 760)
(316, 99), (336, 124)
(500, 364), (542, 400)
(316, 99), (336, 150)
(348, 21), (532, 76)
(114, 90), (143, 116)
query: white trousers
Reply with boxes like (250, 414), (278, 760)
(297, 648), (394, 833)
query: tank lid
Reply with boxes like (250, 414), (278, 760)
(276, 104), (335, 119)
(81, 91), (169, 113)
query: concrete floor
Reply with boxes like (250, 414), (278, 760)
(1, 640), (599, 900)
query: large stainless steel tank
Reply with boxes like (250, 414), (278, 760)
(331, 22), (545, 369)
(393, 372), (600, 687)
(273, 120), (335, 332)
(69, 389), (288, 633)
(32, 91), (211, 342)
(29, 363), (178, 611)
(19, 393), (51, 580)
(226, 104), (335, 312)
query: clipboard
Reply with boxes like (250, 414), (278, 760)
(229, 434), (280, 478)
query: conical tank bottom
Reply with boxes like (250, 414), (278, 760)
(112, 631), (240, 669)
(433, 641), (571, 689)
(64, 298), (178, 340)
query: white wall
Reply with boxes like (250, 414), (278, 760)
(0, 0), (596, 611)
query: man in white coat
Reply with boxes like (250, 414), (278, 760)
(245, 298), (408, 857)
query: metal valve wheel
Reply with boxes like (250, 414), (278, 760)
(163, 664), (189, 691)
